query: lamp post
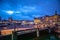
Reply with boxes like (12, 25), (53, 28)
(34, 18), (40, 37)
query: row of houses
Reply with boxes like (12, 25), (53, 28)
(34, 11), (60, 29)
(0, 17), (34, 25)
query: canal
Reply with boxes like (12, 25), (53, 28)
(0, 29), (60, 40)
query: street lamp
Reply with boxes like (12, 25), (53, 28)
(34, 18), (41, 37)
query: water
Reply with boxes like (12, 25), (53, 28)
(20, 35), (60, 40)
(17, 33), (60, 40)
(39, 35), (59, 40)
(1, 32), (60, 40)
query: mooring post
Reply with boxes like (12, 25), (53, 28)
(36, 24), (39, 37)
(37, 28), (39, 37)
(12, 31), (14, 40)
(11, 23), (17, 40)
(12, 31), (17, 40)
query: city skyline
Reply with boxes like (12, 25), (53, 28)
(0, 0), (60, 20)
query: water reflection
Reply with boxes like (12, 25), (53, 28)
(19, 33), (60, 40)
(32, 34), (60, 40)
(50, 35), (57, 40)
(56, 34), (60, 39)
(48, 34), (60, 40)
(58, 35), (60, 38)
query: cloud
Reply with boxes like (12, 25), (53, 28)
(3, 10), (21, 15)
(21, 16), (33, 20)
(2, 6), (38, 15)
(5, 10), (14, 15)
(15, 11), (21, 13)
(32, 15), (40, 17)
(20, 6), (38, 13)
(15, 14), (33, 20)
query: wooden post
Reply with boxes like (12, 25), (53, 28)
(12, 31), (14, 40)
(12, 31), (17, 40)
(36, 28), (39, 37)
(11, 23), (17, 40)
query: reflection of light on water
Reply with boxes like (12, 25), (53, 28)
(45, 35), (57, 40)
(58, 35), (60, 38)
(50, 36), (56, 40)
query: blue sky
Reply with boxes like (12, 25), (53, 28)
(0, 0), (60, 20)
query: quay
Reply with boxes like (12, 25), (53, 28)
(0, 26), (60, 40)
(0, 26), (56, 36)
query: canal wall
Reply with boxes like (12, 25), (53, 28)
(0, 28), (56, 40)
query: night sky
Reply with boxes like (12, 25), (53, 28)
(0, 0), (60, 20)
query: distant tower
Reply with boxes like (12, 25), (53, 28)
(0, 16), (2, 21)
(55, 11), (58, 15)
(8, 17), (13, 22)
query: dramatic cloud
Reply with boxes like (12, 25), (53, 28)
(0, 0), (60, 20)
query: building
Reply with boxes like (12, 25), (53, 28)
(34, 11), (60, 28)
